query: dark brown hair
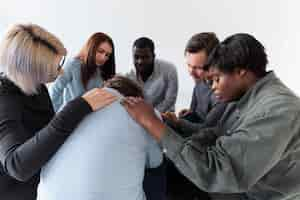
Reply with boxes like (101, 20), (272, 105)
(104, 76), (144, 98)
(184, 32), (219, 55)
(77, 32), (116, 89)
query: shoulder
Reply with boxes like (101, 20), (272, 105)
(126, 70), (137, 81)
(264, 76), (299, 109)
(246, 79), (300, 120)
(260, 91), (300, 115)
(0, 76), (23, 97)
(193, 81), (211, 96)
(155, 59), (177, 73)
(195, 81), (210, 90)
(0, 82), (23, 117)
(63, 57), (82, 74)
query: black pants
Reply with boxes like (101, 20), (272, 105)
(143, 161), (167, 200)
(166, 159), (210, 200)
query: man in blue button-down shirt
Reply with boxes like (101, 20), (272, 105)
(37, 76), (163, 200)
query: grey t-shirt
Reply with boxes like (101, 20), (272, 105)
(128, 58), (178, 112)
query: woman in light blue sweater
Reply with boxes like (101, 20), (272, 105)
(49, 32), (116, 111)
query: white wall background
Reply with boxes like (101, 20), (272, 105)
(1, 0), (299, 110)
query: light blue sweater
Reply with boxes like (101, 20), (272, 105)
(161, 72), (300, 200)
(49, 57), (104, 112)
(37, 88), (163, 200)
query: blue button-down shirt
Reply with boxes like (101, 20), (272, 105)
(38, 88), (163, 200)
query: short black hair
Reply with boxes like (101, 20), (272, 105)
(184, 32), (219, 55)
(133, 37), (155, 54)
(205, 33), (268, 77)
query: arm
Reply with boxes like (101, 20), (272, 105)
(144, 111), (165, 200)
(204, 102), (227, 127)
(145, 134), (163, 169)
(177, 102), (227, 133)
(49, 60), (75, 112)
(146, 111), (163, 168)
(161, 111), (299, 193)
(0, 87), (117, 182)
(123, 97), (300, 193)
(156, 66), (178, 112)
(177, 119), (206, 136)
(0, 95), (92, 181)
(162, 112), (199, 137)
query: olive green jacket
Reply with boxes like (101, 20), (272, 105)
(161, 72), (300, 200)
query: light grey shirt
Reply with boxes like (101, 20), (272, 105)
(160, 72), (300, 200)
(128, 59), (178, 112)
(37, 88), (163, 200)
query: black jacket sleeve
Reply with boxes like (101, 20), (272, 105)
(204, 102), (227, 127)
(0, 96), (92, 181)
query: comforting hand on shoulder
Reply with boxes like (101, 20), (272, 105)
(82, 88), (118, 111)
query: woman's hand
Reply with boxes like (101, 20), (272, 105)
(82, 88), (118, 111)
(162, 112), (179, 124)
(121, 97), (166, 141)
(178, 109), (191, 118)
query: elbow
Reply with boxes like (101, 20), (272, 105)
(51, 98), (63, 113)
(10, 171), (31, 182)
(3, 158), (34, 182)
(4, 168), (32, 182)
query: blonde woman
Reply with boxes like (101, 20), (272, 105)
(0, 23), (117, 200)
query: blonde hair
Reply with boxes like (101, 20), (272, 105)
(0, 23), (67, 95)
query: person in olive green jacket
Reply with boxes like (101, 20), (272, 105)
(122, 33), (300, 200)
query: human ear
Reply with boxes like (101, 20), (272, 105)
(238, 68), (247, 77)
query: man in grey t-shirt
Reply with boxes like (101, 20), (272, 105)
(128, 37), (178, 113)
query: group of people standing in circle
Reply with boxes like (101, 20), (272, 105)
(0, 22), (300, 200)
